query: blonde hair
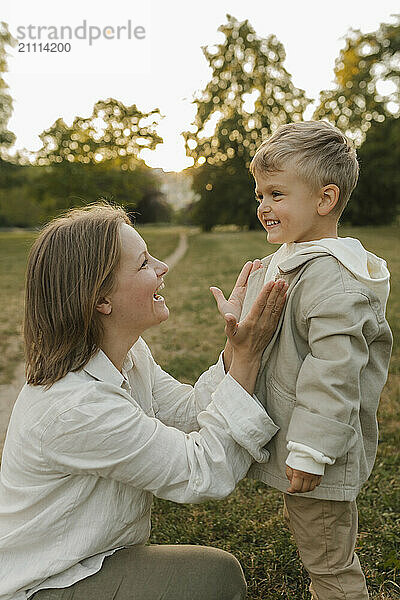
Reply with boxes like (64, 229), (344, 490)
(250, 121), (359, 216)
(24, 201), (132, 389)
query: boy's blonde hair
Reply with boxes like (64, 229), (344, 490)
(250, 121), (359, 217)
(24, 201), (132, 389)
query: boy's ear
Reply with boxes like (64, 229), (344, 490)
(317, 184), (340, 216)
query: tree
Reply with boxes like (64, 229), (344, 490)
(343, 116), (400, 225)
(134, 190), (173, 224)
(313, 16), (400, 145)
(0, 160), (172, 227)
(26, 98), (165, 222)
(0, 22), (16, 154)
(183, 15), (311, 231)
(0, 98), (167, 226)
(190, 157), (255, 231)
(36, 98), (162, 168)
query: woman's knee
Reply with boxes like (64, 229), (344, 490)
(203, 547), (247, 600)
(30, 545), (247, 600)
(223, 552), (247, 600)
(132, 544), (247, 600)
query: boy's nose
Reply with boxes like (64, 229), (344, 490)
(258, 203), (272, 215)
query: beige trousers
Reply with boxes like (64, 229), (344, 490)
(31, 544), (247, 600)
(283, 494), (369, 600)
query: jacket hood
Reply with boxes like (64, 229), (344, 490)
(265, 237), (390, 313)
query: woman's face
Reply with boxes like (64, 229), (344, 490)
(106, 224), (169, 334)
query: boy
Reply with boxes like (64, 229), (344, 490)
(212, 121), (393, 599)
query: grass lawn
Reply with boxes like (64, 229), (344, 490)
(1, 224), (399, 598)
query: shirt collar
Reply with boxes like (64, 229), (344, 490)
(83, 349), (134, 388)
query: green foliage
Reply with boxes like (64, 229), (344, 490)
(314, 16), (400, 144)
(344, 116), (400, 225)
(184, 15), (309, 165)
(0, 97), (170, 226)
(36, 98), (163, 168)
(0, 185), (47, 227)
(0, 161), (48, 226)
(312, 15), (400, 226)
(191, 157), (258, 231)
(134, 190), (173, 224)
(2, 16), (400, 230)
(185, 14), (400, 230)
(0, 161), (173, 226)
(183, 15), (310, 231)
(0, 22), (16, 152)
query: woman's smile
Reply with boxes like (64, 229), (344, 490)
(153, 280), (165, 301)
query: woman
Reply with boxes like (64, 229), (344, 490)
(0, 203), (287, 600)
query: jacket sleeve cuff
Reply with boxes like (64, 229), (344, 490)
(286, 442), (335, 475)
(211, 374), (279, 463)
(287, 406), (357, 459)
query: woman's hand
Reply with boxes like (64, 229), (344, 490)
(226, 280), (288, 395)
(226, 279), (287, 357)
(210, 260), (263, 373)
(210, 259), (262, 323)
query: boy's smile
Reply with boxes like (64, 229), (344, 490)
(254, 167), (337, 244)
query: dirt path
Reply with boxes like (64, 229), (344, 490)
(0, 232), (189, 448)
(164, 231), (188, 271)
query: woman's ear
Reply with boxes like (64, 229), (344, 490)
(95, 298), (112, 315)
(317, 184), (340, 216)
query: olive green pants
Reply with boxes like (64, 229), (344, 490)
(283, 494), (369, 599)
(31, 544), (247, 600)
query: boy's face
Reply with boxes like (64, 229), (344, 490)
(254, 166), (326, 244)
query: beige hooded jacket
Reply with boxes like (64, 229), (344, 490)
(241, 238), (393, 501)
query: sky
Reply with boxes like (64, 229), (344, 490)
(2, 0), (399, 171)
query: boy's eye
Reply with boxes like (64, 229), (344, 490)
(140, 258), (148, 269)
(255, 191), (282, 202)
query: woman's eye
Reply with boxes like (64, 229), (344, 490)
(272, 191), (282, 198)
(140, 259), (148, 269)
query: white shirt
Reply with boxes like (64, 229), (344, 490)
(0, 337), (278, 599)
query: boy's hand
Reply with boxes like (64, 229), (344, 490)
(210, 259), (262, 322)
(285, 466), (322, 494)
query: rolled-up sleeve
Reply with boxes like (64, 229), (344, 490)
(151, 351), (227, 433)
(41, 373), (278, 505)
(287, 292), (378, 459)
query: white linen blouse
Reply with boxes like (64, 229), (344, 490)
(0, 337), (278, 599)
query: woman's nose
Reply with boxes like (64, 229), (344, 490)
(155, 259), (168, 276)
